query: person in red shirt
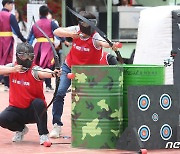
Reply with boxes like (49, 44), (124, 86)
(0, 42), (61, 145)
(100, 51), (119, 65)
(49, 10), (122, 138)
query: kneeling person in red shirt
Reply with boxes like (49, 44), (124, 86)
(0, 42), (61, 145)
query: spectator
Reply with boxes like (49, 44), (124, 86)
(47, 10), (70, 66)
(15, 9), (27, 43)
(121, 0), (130, 6)
(0, 0), (26, 91)
(13, 9), (27, 63)
(27, 5), (62, 92)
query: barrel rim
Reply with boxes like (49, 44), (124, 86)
(122, 64), (164, 68)
(72, 64), (164, 68)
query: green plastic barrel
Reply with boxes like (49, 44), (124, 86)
(123, 64), (165, 130)
(71, 65), (123, 149)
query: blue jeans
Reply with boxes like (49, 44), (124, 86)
(52, 63), (71, 126)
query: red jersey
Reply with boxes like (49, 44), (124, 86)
(9, 64), (46, 108)
(66, 33), (102, 68)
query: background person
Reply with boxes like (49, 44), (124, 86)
(0, 0), (26, 91)
(13, 9), (27, 62)
(28, 5), (65, 92)
(47, 9), (70, 66)
(14, 9), (27, 43)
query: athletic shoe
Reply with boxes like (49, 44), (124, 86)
(46, 87), (54, 92)
(40, 134), (50, 145)
(49, 123), (61, 138)
(4, 86), (9, 91)
(12, 125), (29, 142)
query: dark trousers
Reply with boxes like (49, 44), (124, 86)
(0, 76), (9, 87)
(44, 65), (54, 88)
(45, 78), (51, 88)
(4, 76), (9, 87)
(0, 75), (3, 82)
(0, 98), (48, 135)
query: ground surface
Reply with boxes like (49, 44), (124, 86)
(0, 82), (179, 154)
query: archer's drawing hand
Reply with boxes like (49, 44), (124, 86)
(13, 65), (23, 72)
(71, 32), (80, 39)
(64, 40), (71, 47)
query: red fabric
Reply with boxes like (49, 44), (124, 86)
(66, 33), (102, 68)
(9, 64), (46, 108)
(100, 52), (109, 65)
(0, 10), (14, 65)
(129, 0), (133, 5)
(33, 19), (54, 68)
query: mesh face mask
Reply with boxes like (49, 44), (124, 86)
(79, 19), (97, 27)
(16, 43), (35, 69)
(16, 52), (34, 61)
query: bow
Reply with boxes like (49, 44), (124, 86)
(32, 16), (60, 109)
(67, 6), (124, 64)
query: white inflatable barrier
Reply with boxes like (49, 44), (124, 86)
(134, 6), (180, 84)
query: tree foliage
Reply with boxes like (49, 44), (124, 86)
(14, 0), (62, 24)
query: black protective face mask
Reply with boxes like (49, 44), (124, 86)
(79, 24), (94, 36)
(79, 19), (97, 36)
(16, 56), (32, 69)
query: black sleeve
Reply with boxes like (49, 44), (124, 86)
(107, 54), (119, 65)
(51, 20), (65, 42)
(10, 14), (26, 42)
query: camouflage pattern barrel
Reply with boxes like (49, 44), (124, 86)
(71, 65), (123, 149)
(123, 64), (165, 130)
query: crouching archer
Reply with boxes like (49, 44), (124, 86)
(0, 43), (61, 145)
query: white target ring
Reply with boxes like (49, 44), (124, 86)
(159, 94), (172, 110)
(160, 124), (172, 141)
(138, 125), (151, 142)
(137, 94), (150, 111)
